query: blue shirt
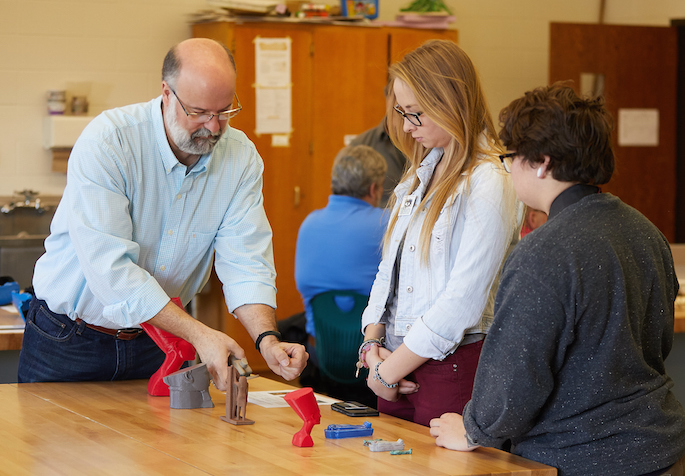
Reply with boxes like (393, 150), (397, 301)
(33, 96), (276, 329)
(295, 195), (388, 336)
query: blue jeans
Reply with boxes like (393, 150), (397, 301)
(18, 298), (165, 383)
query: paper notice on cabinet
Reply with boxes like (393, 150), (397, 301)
(255, 37), (292, 135)
(618, 108), (659, 147)
(256, 87), (292, 135)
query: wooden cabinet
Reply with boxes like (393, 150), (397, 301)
(193, 20), (457, 369)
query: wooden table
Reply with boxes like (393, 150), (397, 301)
(0, 307), (24, 351)
(1, 377), (555, 475)
(675, 303), (685, 333)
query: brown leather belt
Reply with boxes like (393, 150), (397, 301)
(74, 318), (145, 341)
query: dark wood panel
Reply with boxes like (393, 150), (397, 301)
(550, 23), (677, 241)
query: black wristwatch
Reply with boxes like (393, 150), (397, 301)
(255, 330), (282, 352)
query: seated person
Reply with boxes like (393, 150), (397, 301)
(429, 83), (685, 476)
(349, 119), (406, 208)
(292, 145), (389, 402)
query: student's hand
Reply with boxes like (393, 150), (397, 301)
(429, 413), (480, 452)
(367, 345), (419, 397)
(364, 347), (418, 401)
(259, 338), (308, 381)
(366, 363), (401, 401)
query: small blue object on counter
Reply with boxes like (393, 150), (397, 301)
(0, 281), (20, 306)
(11, 292), (32, 321)
(324, 421), (373, 439)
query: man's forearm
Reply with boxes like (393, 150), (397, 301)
(148, 300), (202, 342)
(233, 303), (278, 342)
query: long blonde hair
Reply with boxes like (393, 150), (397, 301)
(384, 40), (502, 262)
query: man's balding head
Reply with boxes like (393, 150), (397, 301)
(162, 38), (236, 88)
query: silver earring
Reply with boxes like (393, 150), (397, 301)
(537, 167), (544, 178)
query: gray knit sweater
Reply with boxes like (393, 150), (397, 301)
(463, 192), (685, 476)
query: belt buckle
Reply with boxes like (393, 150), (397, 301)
(115, 328), (143, 340)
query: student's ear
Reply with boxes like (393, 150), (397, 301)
(537, 155), (551, 179)
(369, 182), (383, 207)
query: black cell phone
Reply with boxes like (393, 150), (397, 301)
(331, 401), (379, 417)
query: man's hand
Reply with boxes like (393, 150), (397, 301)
(234, 303), (309, 381)
(258, 337), (308, 381)
(148, 300), (245, 392)
(429, 413), (480, 452)
(192, 326), (246, 391)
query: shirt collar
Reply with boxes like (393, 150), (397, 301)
(416, 148), (444, 185)
(394, 148), (443, 199)
(328, 194), (374, 208)
(548, 183), (600, 219)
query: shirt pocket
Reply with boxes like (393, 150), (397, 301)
(431, 203), (452, 254)
(179, 230), (216, 274)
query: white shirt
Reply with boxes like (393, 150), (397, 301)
(361, 146), (521, 360)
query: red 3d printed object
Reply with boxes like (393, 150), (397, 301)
(141, 297), (196, 396)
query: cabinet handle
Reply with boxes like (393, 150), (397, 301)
(294, 186), (301, 207)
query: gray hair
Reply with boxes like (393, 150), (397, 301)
(161, 40), (236, 88)
(331, 145), (387, 198)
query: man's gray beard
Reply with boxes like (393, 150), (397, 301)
(165, 107), (223, 156)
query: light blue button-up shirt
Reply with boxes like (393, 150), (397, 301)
(361, 146), (521, 360)
(33, 96), (276, 329)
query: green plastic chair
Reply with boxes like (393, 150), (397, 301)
(310, 290), (369, 385)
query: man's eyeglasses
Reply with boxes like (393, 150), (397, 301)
(170, 87), (242, 123)
(499, 152), (516, 173)
(393, 104), (423, 127)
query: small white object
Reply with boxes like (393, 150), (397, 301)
(365, 438), (405, 452)
(271, 134), (290, 147)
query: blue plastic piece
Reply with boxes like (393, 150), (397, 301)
(11, 292), (32, 321)
(324, 421), (373, 439)
(0, 281), (20, 306)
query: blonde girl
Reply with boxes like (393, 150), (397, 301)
(360, 40), (520, 426)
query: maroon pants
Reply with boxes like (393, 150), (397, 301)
(377, 340), (483, 427)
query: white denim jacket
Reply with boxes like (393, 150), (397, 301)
(361, 146), (521, 360)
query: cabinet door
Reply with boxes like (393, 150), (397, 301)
(310, 25), (389, 209)
(231, 24), (314, 322)
(193, 23), (314, 370)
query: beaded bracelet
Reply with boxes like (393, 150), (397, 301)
(358, 338), (384, 362)
(355, 337), (385, 378)
(373, 360), (398, 389)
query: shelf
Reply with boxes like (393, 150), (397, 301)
(42, 115), (93, 149)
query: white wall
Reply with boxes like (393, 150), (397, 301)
(0, 0), (206, 197)
(376, 0), (685, 128)
(1, 0), (685, 197)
